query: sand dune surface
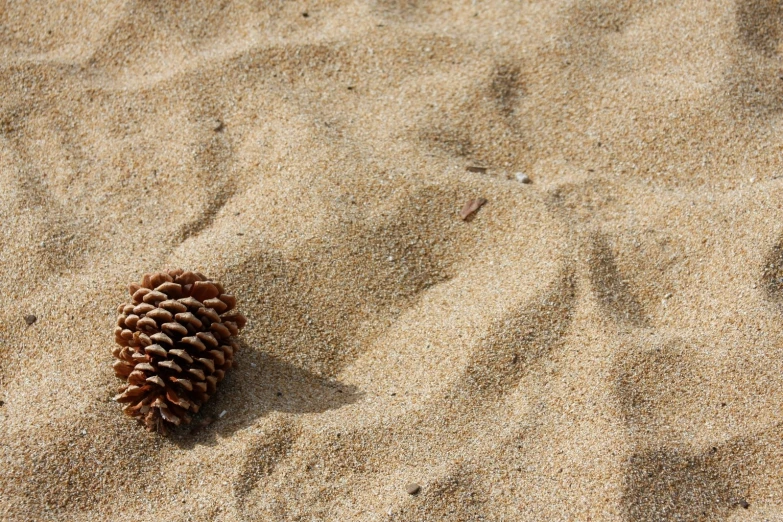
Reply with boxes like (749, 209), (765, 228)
(3, 1), (783, 520)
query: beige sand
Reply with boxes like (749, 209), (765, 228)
(3, 0), (783, 520)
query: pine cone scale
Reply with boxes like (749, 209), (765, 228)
(160, 300), (188, 313)
(147, 375), (166, 387)
(156, 282), (182, 297)
(197, 331), (219, 347)
(169, 348), (194, 363)
(191, 281), (220, 301)
(134, 303), (155, 315)
(174, 378), (194, 391)
(211, 323), (230, 339)
(145, 345), (167, 357)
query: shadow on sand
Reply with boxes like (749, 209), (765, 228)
(171, 340), (360, 448)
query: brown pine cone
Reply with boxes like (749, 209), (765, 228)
(111, 269), (247, 433)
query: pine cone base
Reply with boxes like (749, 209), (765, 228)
(112, 269), (246, 433)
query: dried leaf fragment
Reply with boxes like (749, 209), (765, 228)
(460, 197), (487, 220)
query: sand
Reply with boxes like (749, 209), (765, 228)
(2, 0), (783, 520)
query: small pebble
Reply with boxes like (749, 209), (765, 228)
(24, 314), (37, 325)
(515, 172), (531, 184)
(219, 410), (227, 418)
(406, 483), (421, 495)
(211, 119), (224, 132)
(740, 499), (749, 509)
(664, 293), (672, 299)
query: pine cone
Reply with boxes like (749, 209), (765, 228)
(111, 269), (247, 433)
